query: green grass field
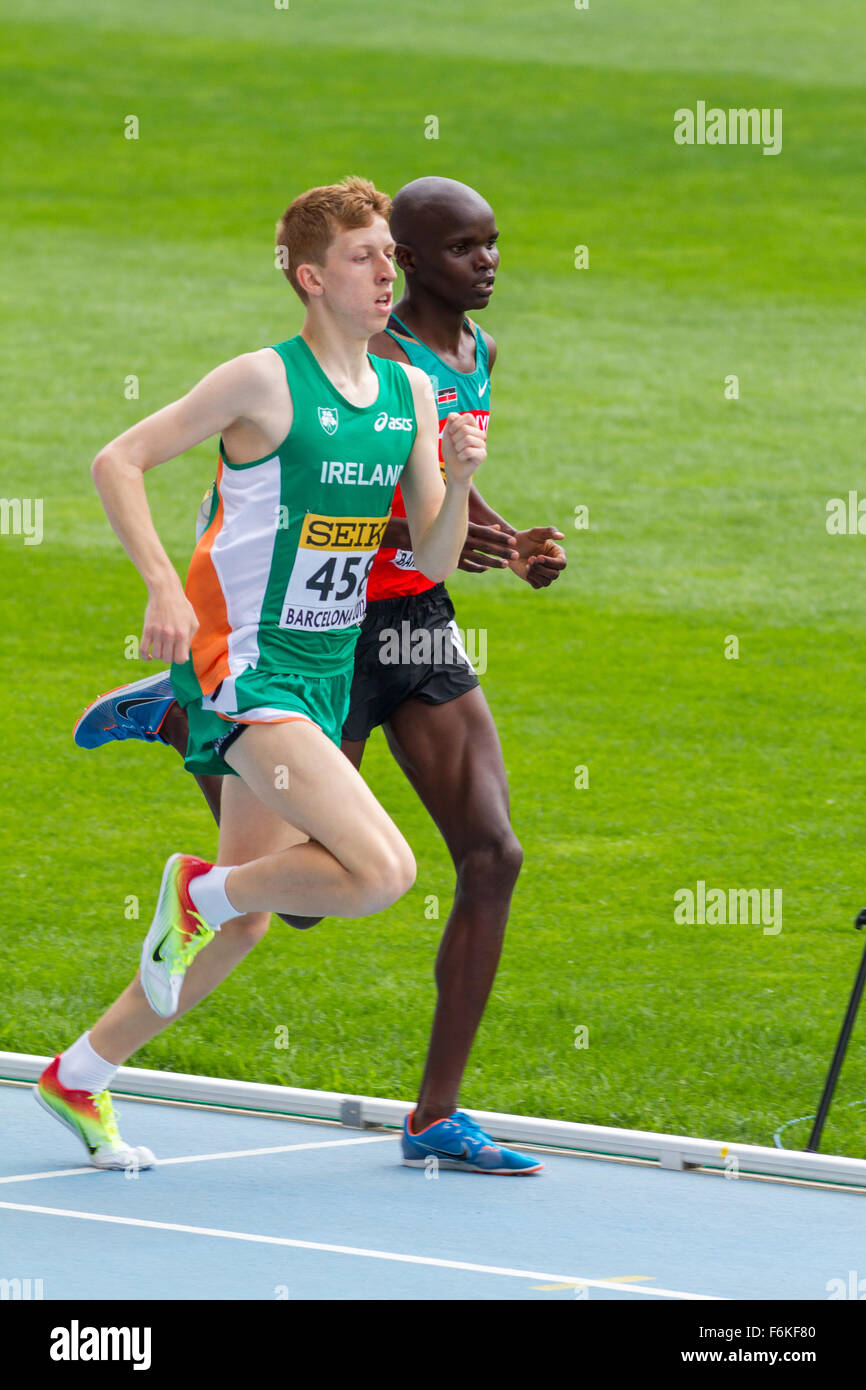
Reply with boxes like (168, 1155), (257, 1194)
(4, 0), (866, 1156)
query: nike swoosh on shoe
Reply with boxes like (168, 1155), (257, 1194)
(116, 696), (167, 719)
(419, 1142), (472, 1161)
(151, 932), (171, 965)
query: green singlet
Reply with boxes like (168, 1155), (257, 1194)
(171, 334), (417, 775)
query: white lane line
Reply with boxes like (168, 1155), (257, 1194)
(0, 1134), (396, 1185)
(0, 1200), (723, 1299)
(157, 1135), (396, 1165)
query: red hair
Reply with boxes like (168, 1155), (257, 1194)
(275, 177), (391, 302)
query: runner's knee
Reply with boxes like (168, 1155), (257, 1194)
(456, 831), (523, 899)
(353, 840), (416, 914)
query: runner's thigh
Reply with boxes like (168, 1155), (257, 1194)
(217, 772), (309, 866)
(225, 719), (411, 872)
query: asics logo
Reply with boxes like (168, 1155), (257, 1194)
(374, 411), (413, 432)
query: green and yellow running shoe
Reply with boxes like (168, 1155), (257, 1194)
(35, 1057), (155, 1170)
(140, 853), (216, 1018)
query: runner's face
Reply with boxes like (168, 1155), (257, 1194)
(319, 217), (397, 334)
(404, 210), (500, 311)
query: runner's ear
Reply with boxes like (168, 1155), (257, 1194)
(394, 244), (415, 275)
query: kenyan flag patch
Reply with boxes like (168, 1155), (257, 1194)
(437, 387), (458, 405)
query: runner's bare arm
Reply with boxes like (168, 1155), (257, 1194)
(460, 486), (520, 573)
(91, 350), (284, 664)
(372, 328), (560, 585)
(398, 365), (485, 582)
(369, 331), (515, 568)
(467, 328), (564, 585)
(367, 329), (419, 552)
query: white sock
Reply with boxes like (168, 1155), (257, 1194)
(189, 865), (237, 928)
(58, 1032), (119, 1094)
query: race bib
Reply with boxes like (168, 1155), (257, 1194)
(279, 513), (389, 631)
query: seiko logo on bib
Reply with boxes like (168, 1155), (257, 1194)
(318, 406), (339, 435)
(374, 410), (413, 432)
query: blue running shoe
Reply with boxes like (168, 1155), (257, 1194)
(73, 672), (176, 749)
(402, 1110), (543, 1174)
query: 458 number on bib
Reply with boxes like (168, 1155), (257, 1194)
(306, 552), (375, 602)
(279, 513), (389, 632)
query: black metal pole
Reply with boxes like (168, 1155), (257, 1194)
(806, 909), (866, 1153)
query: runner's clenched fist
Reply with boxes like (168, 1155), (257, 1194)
(441, 412), (487, 485)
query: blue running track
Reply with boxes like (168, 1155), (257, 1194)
(1, 1080), (861, 1301)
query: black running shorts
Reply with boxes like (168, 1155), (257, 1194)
(342, 583), (480, 743)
